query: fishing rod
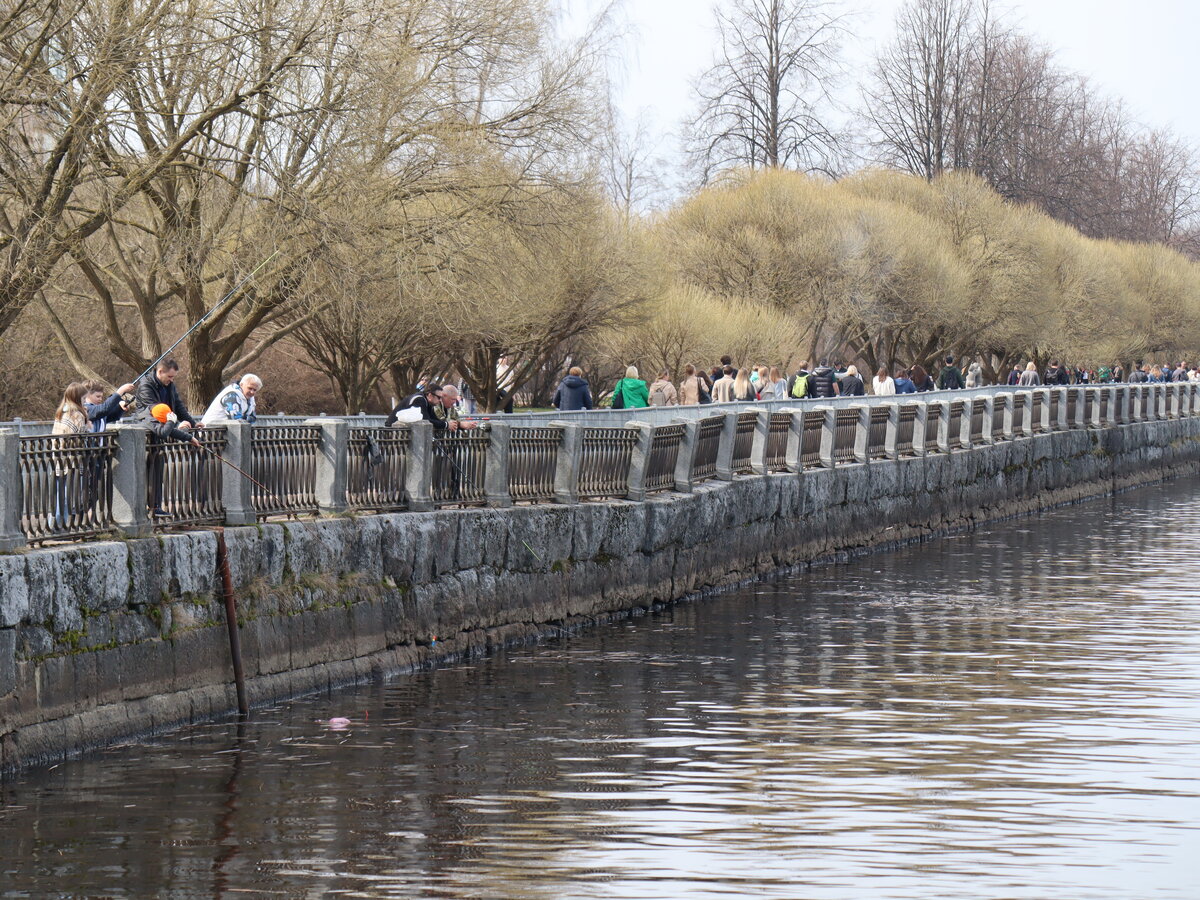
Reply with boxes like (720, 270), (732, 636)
(195, 440), (276, 497)
(134, 251), (280, 388)
(430, 431), (543, 562)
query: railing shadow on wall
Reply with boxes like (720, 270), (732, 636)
(1, 383), (1195, 550)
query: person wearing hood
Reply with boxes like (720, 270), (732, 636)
(965, 361), (984, 388)
(611, 366), (649, 409)
(894, 368), (916, 394)
(648, 371), (678, 406)
(552, 366), (593, 411)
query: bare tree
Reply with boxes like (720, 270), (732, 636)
(687, 0), (848, 182)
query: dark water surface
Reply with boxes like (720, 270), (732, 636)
(4, 479), (1200, 898)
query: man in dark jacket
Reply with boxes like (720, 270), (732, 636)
(386, 384), (477, 431)
(809, 361), (839, 398)
(1043, 360), (1071, 385)
(936, 356), (964, 390)
(135, 360), (199, 438)
(552, 367), (593, 411)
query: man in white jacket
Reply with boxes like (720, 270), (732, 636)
(201, 374), (261, 426)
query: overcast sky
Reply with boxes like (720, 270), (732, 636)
(564, 0), (1198, 174)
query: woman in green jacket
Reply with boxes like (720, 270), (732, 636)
(611, 365), (649, 409)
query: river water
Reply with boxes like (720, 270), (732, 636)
(3, 478), (1200, 898)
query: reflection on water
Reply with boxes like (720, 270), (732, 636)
(4, 479), (1200, 898)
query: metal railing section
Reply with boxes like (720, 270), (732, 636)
(692, 416), (724, 481)
(834, 408), (858, 462)
(579, 427), (639, 499)
(868, 406), (890, 459)
(432, 430), (488, 507)
(147, 428), (227, 527)
(732, 412), (757, 473)
(801, 410), (824, 467)
(347, 427), (410, 511)
(896, 404), (918, 456)
(19, 433), (116, 543)
(251, 425), (320, 518)
(509, 426), (561, 503)
(646, 424), (685, 492)
(924, 403), (942, 452)
(766, 412), (792, 470)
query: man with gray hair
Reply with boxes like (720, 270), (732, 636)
(201, 374), (261, 426)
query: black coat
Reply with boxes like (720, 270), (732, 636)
(386, 393), (448, 430)
(134, 373), (196, 439)
(839, 374), (865, 396)
(809, 366), (838, 398)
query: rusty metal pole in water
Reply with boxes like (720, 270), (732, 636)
(214, 528), (248, 716)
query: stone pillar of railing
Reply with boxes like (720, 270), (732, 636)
(932, 400), (952, 453)
(1054, 389), (1070, 431)
(912, 402), (929, 457)
(749, 408), (772, 475)
(997, 393), (1015, 440)
(1069, 387), (1087, 429)
(715, 411), (739, 481)
(0, 429), (26, 551)
(1169, 384), (1182, 419)
(625, 422), (654, 502)
(221, 421), (256, 526)
(553, 422), (582, 504)
(109, 424), (151, 538)
(1186, 384), (1197, 418)
(1104, 386), (1120, 427)
(816, 406), (837, 468)
(1130, 386), (1143, 422)
(305, 417), (348, 516)
(404, 421), (434, 512)
(850, 404), (871, 464)
(1085, 387), (1103, 428)
(484, 421), (513, 508)
(883, 403), (901, 459)
(1035, 389), (1052, 433)
(1109, 385), (1125, 426)
(1158, 385), (1169, 420)
(980, 396), (995, 444)
(672, 417), (700, 493)
(781, 408), (806, 472)
(1144, 386), (1159, 422)
(957, 401), (973, 450)
(1018, 394), (1035, 437)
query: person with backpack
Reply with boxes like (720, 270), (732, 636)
(648, 371), (678, 407)
(787, 363), (812, 400)
(610, 366), (649, 409)
(1043, 360), (1070, 385)
(936, 355), (964, 390)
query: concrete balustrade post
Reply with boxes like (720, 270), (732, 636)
(1085, 388), (1103, 428)
(749, 408), (772, 475)
(1054, 389), (1070, 431)
(1018, 394), (1036, 437)
(980, 396), (995, 444)
(404, 421), (434, 512)
(998, 393), (1016, 440)
(1169, 384), (1182, 419)
(1069, 387), (1087, 429)
(221, 421), (256, 525)
(484, 421), (513, 508)
(957, 401), (973, 450)
(782, 408), (806, 472)
(305, 418), (348, 515)
(552, 422), (582, 503)
(1130, 387), (1143, 422)
(625, 422), (654, 502)
(816, 406), (837, 468)
(883, 403), (901, 459)
(0, 429), (27, 551)
(1105, 387), (1120, 426)
(715, 412), (738, 481)
(932, 400), (952, 453)
(108, 424), (151, 538)
(672, 418), (700, 493)
(912, 402), (929, 457)
(1145, 386), (1159, 422)
(1110, 385), (1127, 425)
(850, 404), (871, 464)
(1036, 389), (1052, 433)
(1158, 385), (1169, 419)
(1186, 384), (1198, 417)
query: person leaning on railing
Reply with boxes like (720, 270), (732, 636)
(50, 383), (90, 528)
(200, 374), (261, 426)
(386, 384), (478, 431)
(83, 379), (136, 433)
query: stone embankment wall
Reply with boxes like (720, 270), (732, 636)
(3, 418), (1199, 774)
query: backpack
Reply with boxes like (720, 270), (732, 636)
(790, 373), (810, 399)
(650, 382), (669, 406)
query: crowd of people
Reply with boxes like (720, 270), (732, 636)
(547, 356), (1200, 411)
